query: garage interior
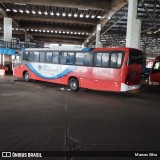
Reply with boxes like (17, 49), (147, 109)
(0, 0), (160, 159)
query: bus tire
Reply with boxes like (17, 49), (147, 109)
(69, 78), (79, 91)
(24, 72), (30, 82)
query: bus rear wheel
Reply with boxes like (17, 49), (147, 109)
(24, 72), (30, 82)
(69, 78), (79, 91)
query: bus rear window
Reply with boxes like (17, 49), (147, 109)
(129, 49), (143, 65)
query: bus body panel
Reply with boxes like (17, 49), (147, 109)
(14, 63), (123, 91)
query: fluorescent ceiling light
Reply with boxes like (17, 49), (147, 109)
(74, 14), (78, 17)
(44, 11), (48, 15)
(78, 8), (88, 11)
(68, 13), (72, 17)
(80, 14), (83, 18)
(26, 10), (30, 14)
(19, 9), (23, 13)
(62, 13), (66, 16)
(50, 12), (54, 16)
(86, 15), (89, 18)
(97, 16), (102, 19)
(6, 9), (10, 12)
(14, 3), (26, 5)
(91, 15), (95, 18)
(56, 12), (60, 16)
(38, 11), (42, 14)
(13, 9), (17, 12)
(32, 10), (36, 14)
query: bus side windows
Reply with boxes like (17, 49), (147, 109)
(34, 52), (40, 62)
(111, 53), (117, 68)
(75, 52), (84, 65)
(52, 52), (59, 64)
(117, 53), (123, 67)
(94, 53), (102, 67)
(66, 52), (75, 65)
(23, 52), (28, 61)
(102, 53), (109, 67)
(39, 52), (46, 63)
(84, 52), (93, 66)
(28, 52), (34, 62)
(60, 52), (67, 64)
(110, 52), (123, 68)
(46, 52), (52, 63)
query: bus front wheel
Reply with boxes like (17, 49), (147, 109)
(24, 72), (30, 82)
(69, 78), (79, 91)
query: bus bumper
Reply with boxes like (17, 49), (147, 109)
(121, 83), (140, 92)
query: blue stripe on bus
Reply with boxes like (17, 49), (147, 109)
(26, 63), (75, 80)
(81, 48), (93, 52)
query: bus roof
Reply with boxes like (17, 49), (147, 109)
(21, 47), (139, 52)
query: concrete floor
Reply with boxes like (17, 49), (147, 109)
(0, 76), (160, 160)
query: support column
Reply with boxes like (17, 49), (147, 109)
(25, 34), (31, 42)
(3, 18), (12, 68)
(95, 24), (102, 48)
(4, 17), (12, 42)
(126, 0), (141, 49)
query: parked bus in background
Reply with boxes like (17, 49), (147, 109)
(13, 47), (143, 92)
(149, 55), (160, 84)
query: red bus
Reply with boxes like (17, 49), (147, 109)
(13, 47), (143, 92)
(149, 55), (160, 84)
